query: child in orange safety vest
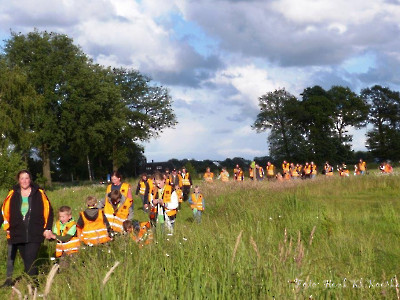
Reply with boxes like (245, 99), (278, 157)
(188, 186), (205, 223)
(49, 206), (80, 258)
(76, 196), (112, 246)
(123, 220), (153, 247)
(150, 172), (179, 234)
(98, 189), (134, 234)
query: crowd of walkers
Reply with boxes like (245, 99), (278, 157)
(203, 158), (394, 183)
(0, 169), (205, 287)
(0, 158), (394, 287)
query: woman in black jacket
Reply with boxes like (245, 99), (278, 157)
(0, 170), (53, 286)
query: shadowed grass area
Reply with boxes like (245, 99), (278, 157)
(0, 172), (399, 298)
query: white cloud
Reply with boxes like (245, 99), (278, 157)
(0, 0), (397, 163)
(270, 0), (382, 25)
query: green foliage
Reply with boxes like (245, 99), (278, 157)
(0, 30), (177, 182)
(253, 85), (370, 165)
(184, 161), (198, 179)
(362, 85), (400, 161)
(0, 147), (26, 189)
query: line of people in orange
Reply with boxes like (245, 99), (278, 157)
(202, 158), (394, 182)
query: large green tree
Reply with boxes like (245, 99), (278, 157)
(327, 86), (369, 145)
(252, 88), (305, 162)
(361, 85), (400, 160)
(0, 60), (39, 159)
(2, 30), (90, 185)
(1, 30), (178, 182)
(253, 85), (370, 165)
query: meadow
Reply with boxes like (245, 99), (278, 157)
(1, 172), (400, 299)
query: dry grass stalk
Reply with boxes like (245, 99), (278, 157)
(44, 263), (60, 298)
(295, 231), (305, 267)
(250, 236), (261, 260)
(284, 237), (293, 262)
(309, 226), (316, 246)
(297, 230), (301, 246)
(279, 242), (285, 262)
(12, 286), (23, 300)
(102, 261), (121, 286)
(231, 230), (243, 264)
(395, 275), (400, 300)
(27, 284), (32, 297)
(284, 228), (287, 244)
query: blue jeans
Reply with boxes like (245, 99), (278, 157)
(193, 210), (202, 223)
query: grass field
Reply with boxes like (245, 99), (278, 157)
(1, 172), (400, 299)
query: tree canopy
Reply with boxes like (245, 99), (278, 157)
(0, 30), (177, 184)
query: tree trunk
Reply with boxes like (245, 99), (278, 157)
(112, 144), (118, 172)
(87, 155), (93, 181)
(41, 144), (52, 186)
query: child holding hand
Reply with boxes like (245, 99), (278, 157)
(49, 206), (80, 258)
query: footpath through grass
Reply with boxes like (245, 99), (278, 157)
(1, 173), (400, 299)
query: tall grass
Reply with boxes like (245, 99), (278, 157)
(1, 173), (400, 298)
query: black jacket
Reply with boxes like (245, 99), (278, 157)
(0, 183), (54, 244)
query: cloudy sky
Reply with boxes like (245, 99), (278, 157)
(1, 0), (400, 162)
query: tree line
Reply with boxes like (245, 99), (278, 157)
(0, 30), (177, 187)
(252, 85), (400, 165)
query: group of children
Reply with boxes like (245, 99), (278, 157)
(50, 170), (205, 260)
(200, 158), (396, 182)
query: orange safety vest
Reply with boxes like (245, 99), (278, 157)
(384, 164), (393, 173)
(203, 172), (214, 182)
(311, 165), (317, 175)
(131, 221), (153, 246)
(175, 189), (183, 203)
(304, 165), (311, 175)
(55, 219), (80, 257)
(237, 170), (244, 181)
(181, 173), (191, 186)
(1, 189), (50, 239)
(258, 167), (264, 178)
(79, 210), (111, 245)
(190, 193), (204, 211)
(220, 171), (229, 182)
(266, 165), (274, 176)
(147, 178), (155, 195)
(282, 163), (290, 174)
(106, 182), (131, 198)
(152, 185), (177, 217)
(104, 197), (133, 233)
(138, 181), (147, 195)
(249, 168), (254, 178)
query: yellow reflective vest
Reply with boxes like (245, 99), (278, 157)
(55, 219), (80, 257)
(190, 193), (204, 211)
(103, 197), (133, 233)
(79, 210), (111, 245)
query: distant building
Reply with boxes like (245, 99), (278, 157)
(143, 161), (176, 174)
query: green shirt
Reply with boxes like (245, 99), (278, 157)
(21, 196), (29, 217)
(52, 218), (77, 243)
